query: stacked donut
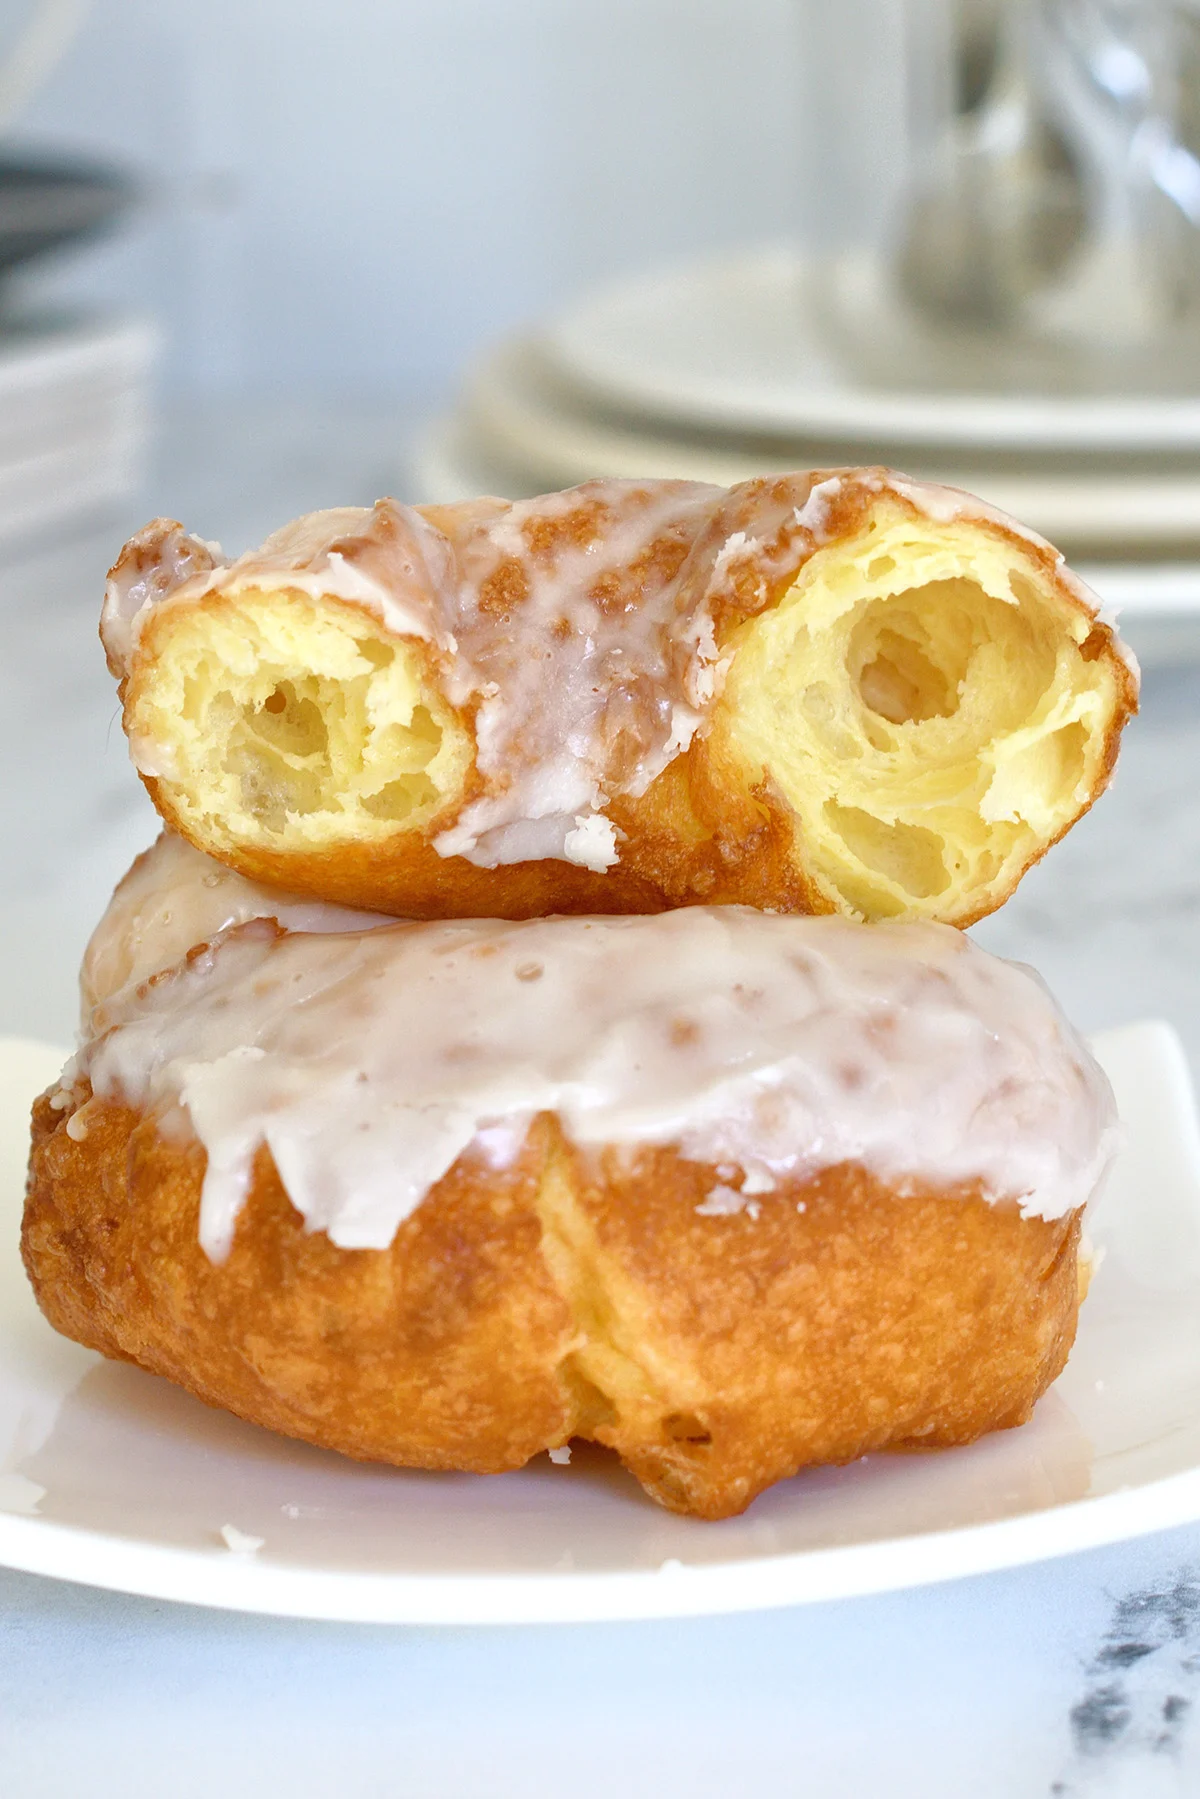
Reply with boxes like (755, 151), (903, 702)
(23, 469), (1136, 1518)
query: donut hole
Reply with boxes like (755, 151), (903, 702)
(132, 588), (473, 850)
(855, 622), (960, 724)
(225, 679), (450, 830)
(563, 1364), (619, 1434)
(848, 580), (1051, 742)
(980, 720), (1089, 827)
(357, 637), (395, 670)
(1047, 720), (1087, 791)
(230, 744), (328, 831)
(247, 683), (329, 758)
(662, 1411), (713, 1447)
(824, 803), (949, 904)
(717, 507), (1123, 922)
(361, 772), (440, 821)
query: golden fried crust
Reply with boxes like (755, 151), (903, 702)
(118, 471), (1137, 928)
(576, 1149), (1081, 1515)
(137, 776), (675, 918)
(137, 751), (818, 920)
(24, 1097), (581, 1473)
(25, 1089), (1083, 1517)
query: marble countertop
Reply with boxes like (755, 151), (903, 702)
(3, 402), (1200, 1796)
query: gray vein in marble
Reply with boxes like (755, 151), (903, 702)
(1052, 1570), (1200, 1793)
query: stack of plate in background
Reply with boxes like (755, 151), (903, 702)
(0, 312), (156, 552)
(415, 246), (1200, 659)
(0, 149), (153, 557)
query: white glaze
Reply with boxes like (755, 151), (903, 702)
(101, 521), (223, 674)
(103, 472), (1136, 871)
(80, 831), (396, 1020)
(73, 895), (1119, 1262)
(430, 480), (725, 868)
(102, 504), (457, 679)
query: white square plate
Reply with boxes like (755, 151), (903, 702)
(1, 1022), (1198, 1625)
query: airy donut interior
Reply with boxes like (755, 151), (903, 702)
(128, 589), (472, 849)
(122, 507), (1126, 922)
(717, 508), (1122, 920)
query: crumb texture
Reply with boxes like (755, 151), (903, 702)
(716, 513), (1126, 921)
(129, 589), (471, 850)
(114, 472), (1135, 925)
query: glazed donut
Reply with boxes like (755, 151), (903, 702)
(24, 840), (1118, 1518)
(101, 469), (1136, 927)
(79, 829), (395, 1021)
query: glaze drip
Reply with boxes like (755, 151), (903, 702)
(102, 471), (1131, 871)
(80, 832), (396, 1019)
(75, 891), (1119, 1262)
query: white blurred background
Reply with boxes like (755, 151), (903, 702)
(12, 0), (858, 402)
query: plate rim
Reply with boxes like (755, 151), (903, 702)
(545, 247), (1200, 453)
(3, 1467), (1200, 1626)
(4, 1024), (1200, 1626)
(460, 336), (1200, 550)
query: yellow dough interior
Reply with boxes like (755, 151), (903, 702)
(128, 589), (472, 848)
(718, 508), (1121, 920)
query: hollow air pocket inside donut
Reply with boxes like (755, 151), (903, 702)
(116, 478), (1134, 924)
(128, 589), (474, 847)
(710, 504), (1130, 921)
